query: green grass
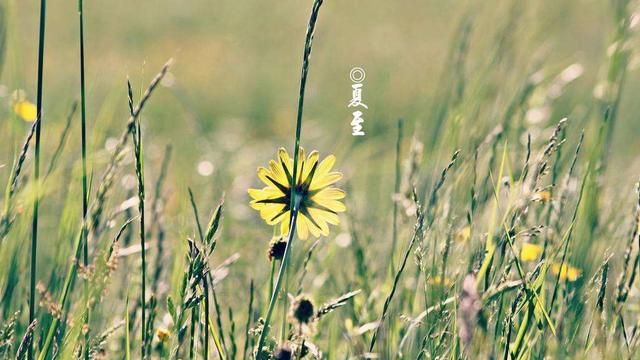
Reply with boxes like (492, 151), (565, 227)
(1, 0), (640, 359)
(28, 0), (46, 358)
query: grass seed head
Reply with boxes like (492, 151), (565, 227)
(290, 294), (315, 325)
(268, 236), (288, 261)
(273, 345), (292, 360)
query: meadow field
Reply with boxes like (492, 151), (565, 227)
(1, 0), (640, 358)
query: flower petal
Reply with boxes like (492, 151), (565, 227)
(13, 101), (37, 122)
(312, 188), (345, 200)
(258, 167), (288, 194)
(268, 160), (289, 188)
(295, 147), (306, 184)
(310, 172), (342, 191)
(308, 208), (331, 234)
(311, 197), (346, 213)
(316, 155), (336, 177)
(296, 214), (310, 240)
(280, 215), (291, 236)
(267, 207), (289, 225)
(520, 243), (543, 262)
(259, 204), (286, 224)
(248, 187), (282, 201)
(309, 208), (340, 225)
(278, 148), (294, 181)
(301, 151), (319, 186)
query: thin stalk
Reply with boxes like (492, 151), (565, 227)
(296, 239), (320, 296)
(188, 304), (197, 360)
(203, 278), (210, 360)
(1, 117), (39, 242)
(255, 205), (300, 358)
(78, 0), (90, 358)
(269, 260), (275, 301)
(89, 60), (170, 239)
(292, 0), (324, 174)
(17, 320), (38, 360)
(212, 286), (228, 354)
(280, 267), (288, 343)
(125, 295), (131, 360)
(511, 304), (533, 358)
(134, 120), (147, 359)
(549, 167), (590, 311)
(207, 317), (227, 359)
(187, 189), (210, 359)
(129, 76), (148, 359)
(38, 62), (169, 360)
(29, 0), (47, 359)
(44, 102), (77, 178)
(78, 0), (88, 287)
(389, 119), (403, 273)
(242, 280), (254, 360)
(38, 230), (83, 360)
(188, 188), (205, 241)
(475, 143), (509, 289)
(370, 192), (424, 352)
(255, 0), (324, 357)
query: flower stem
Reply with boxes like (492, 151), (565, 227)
(255, 1), (323, 357)
(291, 0), (323, 175)
(269, 260), (275, 300)
(255, 202), (299, 358)
(280, 264), (289, 343)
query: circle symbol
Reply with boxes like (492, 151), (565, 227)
(350, 67), (366, 82)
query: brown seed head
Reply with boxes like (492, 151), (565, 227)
(290, 295), (315, 324)
(268, 236), (288, 261)
(273, 345), (292, 360)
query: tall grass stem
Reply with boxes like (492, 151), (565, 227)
(77, 0), (90, 358)
(29, 0), (47, 358)
(255, 0), (324, 357)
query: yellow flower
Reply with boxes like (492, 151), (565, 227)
(156, 328), (170, 342)
(249, 148), (345, 240)
(428, 275), (452, 287)
(520, 243), (543, 262)
(13, 100), (37, 122)
(551, 263), (581, 282)
(532, 190), (551, 202)
(455, 226), (471, 242)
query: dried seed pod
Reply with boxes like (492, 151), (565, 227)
(268, 236), (288, 261)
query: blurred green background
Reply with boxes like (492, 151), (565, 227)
(0, 0), (639, 354)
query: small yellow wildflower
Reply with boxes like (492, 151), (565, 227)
(249, 148), (345, 240)
(428, 275), (453, 287)
(455, 226), (471, 242)
(520, 243), (543, 262)
(532, 190), (551, 202)
(13, 100), (37, 122)
(156, 328), (170, 342)
(551, 263), (581, 282)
